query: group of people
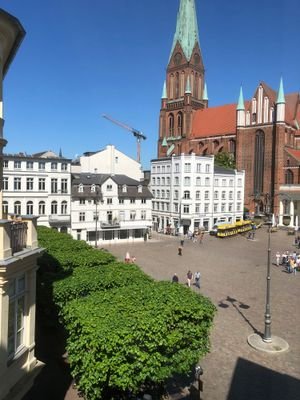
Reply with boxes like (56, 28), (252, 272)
(275, 250), (298, 274)
(187, 230), (205, 244)
(124, 252), (136, 264)
(172, 270), (201, 288)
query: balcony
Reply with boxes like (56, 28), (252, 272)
(0, 215), (39, 259)
(100, 220), (120, 229)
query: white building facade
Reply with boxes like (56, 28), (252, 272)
(3, 151), (72, 233)
(151, 154), (245, 233)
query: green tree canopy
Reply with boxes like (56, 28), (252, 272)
(214, 152), (236, 169)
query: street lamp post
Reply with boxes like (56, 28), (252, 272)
(263, 218), (272, 342)
(95, 199), (98, 248)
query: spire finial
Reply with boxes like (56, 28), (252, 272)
(203, 82), (208, 101)
(185, 76), (191, 94)
(161, 81), (167, 99)
(237, 86), (245, 110)
(276, 77), (285, 104)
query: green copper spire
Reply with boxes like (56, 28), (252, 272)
(169, 0), (200, 62)
(161, 81), (167, 99)
(237, 86), (245, 110)
(185, 76), (191, 94)
(162, 137), (168, 147)
(276, 77), (285, 104)
(203, 82), (208, 100)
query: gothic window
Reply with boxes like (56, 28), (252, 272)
(191, 71), (194, 96)
(213, 140), (219, 150)
(168, 114), (174, 136)
(169, 74), (174, 99)
(175, 72), (180, 98)
(229, 139), (236, 154)
(252, 113), (257, 123)
(177, 112), (183, 135)
(194, 73), (198, 98)
(285, 169), (294, 184)
(254, 130), (265, 195)
(180, 71), (185, 96)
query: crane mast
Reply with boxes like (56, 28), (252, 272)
(102, 114), (146, 163)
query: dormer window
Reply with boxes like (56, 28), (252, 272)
(91, 184), (96, 193)
(78, 183), (83, 193)
(138, 185), (142, 193)
(122, 185), (127, 193)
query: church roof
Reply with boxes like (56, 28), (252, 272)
(285, 148), (300, 162)
(169, 0), (200, 62)
(191, 103), (238, 138)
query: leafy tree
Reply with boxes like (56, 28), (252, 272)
(62, 282), (216, 400)
(214, 152), (236, 169)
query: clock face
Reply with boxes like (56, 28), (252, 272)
(174, 52), (182, 65)
(194, 53), (200, 64)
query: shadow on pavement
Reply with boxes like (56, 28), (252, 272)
(226, 358), (300, 400)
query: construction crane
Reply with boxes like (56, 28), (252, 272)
(102, 114), (147, 163)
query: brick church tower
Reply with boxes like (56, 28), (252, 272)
(158, 0), (208, 158)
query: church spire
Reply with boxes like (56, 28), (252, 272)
(169, 0), (200, 62)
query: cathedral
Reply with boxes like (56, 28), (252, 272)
(157, 0), (300, 223)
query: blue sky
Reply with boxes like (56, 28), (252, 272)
(2, 0), (299, 169)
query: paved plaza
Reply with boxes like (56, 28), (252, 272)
(102, 227), (300, 400)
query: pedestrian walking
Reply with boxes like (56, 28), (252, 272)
(275, 251), (280, 266)
(199, 231), (204, 244)
(172, 273), (179, 283)
(180, 238), (184, 247)
(187, 270), (193, 287)
(178, 246), (183, 256)
(194, 271), (201, 288)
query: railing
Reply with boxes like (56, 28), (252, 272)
(100, 220), (120, 229)
(10, 222), (28, 254)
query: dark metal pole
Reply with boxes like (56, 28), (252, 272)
(95, 200), (98, 248)
(263, 223), (272, 342)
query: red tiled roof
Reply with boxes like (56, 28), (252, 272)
(191, 103), (237, 138)
(285, 148), (300, 161)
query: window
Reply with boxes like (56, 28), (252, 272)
(3, 201), (8, 215)
(157, 166), (161, 173)
(61, 163), (68, 171)
(237, 203), (241, 211)
(51, 162), (57, 170)
(79, 199), (85, 205)
(196, 191), (200, 200)
(166, 190), (170, 199)
(183, 205), (190, 214)
(196, 177), (201, 186)
(166, 177), (170, 185)
(184, 177), (190, 186)
(26, 161), (33, 169)
(14, 160), (21, 169)
(214, 204), (218, 213)
(205, 164), (210, 173)
(141, 210), (146, 220)
(229, 191), (233, 200)
(205, 191), (209, 200)
(222, 179), (226, 187)
(130, 210), (136, 220)
(93, 212), (98, 221)
(119, 198), (124, 204)
(51, 179), (58, 193)
(161, 178), (165, 186)
(221, 203), (226, 212)
(51, 201), (58, 214)
(14, 178), (21, 191)
(8, 275), (26, 358)
(107, 184), (112, 191)
(39, 201), (45, 215)
(152, 178), (156, 185)
(119, 211), (125, 221)
(14, 201), (21, 215)
(162, 166), (165, 173)
(237, 191), (241, 200)
(214, 178), (219, 187)
(196, 163), (201, 172)
(174, 163), (179, 172)
(157, 177), (160, 185)
(205, 177), (210, 186)
(39, 178), (45, 191)
(254, 130), (265, 195)
(285, 169), (294, 184)
(3, 160), (8, 168)
(130, 198), (135, 204)
(79, 212), (85, 221)
(61, 179), (68, 193)
(38, 162), (45, 170)
(3, 177), (8, 190)
(184, 163), (191, 173)
(78, 184), (83, 193)
(26, 178), (34, 191)
(174, 177), (179, 185)
(161, 190), (165, 198)
(107, 198), (113, 204)
(214, 191), (218, 200)
(195, 203), (200, 213)
(152, 166), (156, 173)
(229, 179), (234, 187)
(91, 184), (96, 193)
(222, 191), (226, 200)
(204, 203), (209, 213)
(229, 203), (233, 212)
(26, 201), (33, 215)
(174, 190), (178, 200)
(61, 201), (67, 214)
(184, 190), (190, 199)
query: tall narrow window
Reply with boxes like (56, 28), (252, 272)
(175, 72), (180, 98)
(177, 112), (183, 136)
(168, 114), (174, 136)
(254, 130), (265, 195)
(285, 169), (294, 184)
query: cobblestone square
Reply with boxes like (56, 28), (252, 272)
(103, 227), (300, 400)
